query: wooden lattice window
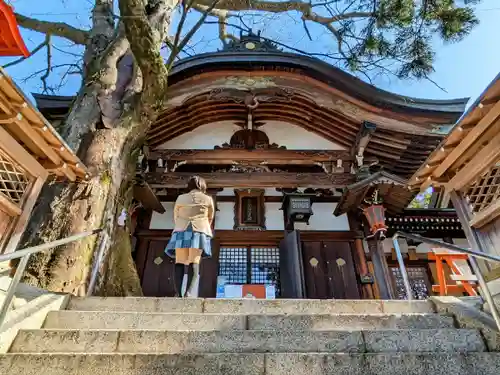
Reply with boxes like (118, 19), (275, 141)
(218, 246), (280, 296)
(0, 148), (31, 205)
(391, 266), (431, 300)
(467, 164), (500, 214)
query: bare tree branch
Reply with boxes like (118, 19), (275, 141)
(167, 0), (220, 68)
(2, 34), (51, 69)
(194, 0), (372, 22)
(41, 35), (53, 93)
(15, 13), (89, 45)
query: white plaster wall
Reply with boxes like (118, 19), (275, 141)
(150, 202), (174, 230)
(218, 188), (283, 197)
(452, 238), (470, 248)
(155, 120), (346, 150)
(215, 202), (235, 230)
(294, 203), (350, 231)
(259, 121), (345, 150)
(266, 202), (284, 230)
(157, 121), (240, 149)
(382, 238), (410, 254)
(149, 201), (346, 232)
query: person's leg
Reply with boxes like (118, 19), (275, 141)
(186, 248), (202, 297)
(174, 263), (184, 297)
(174, 248), (189, 297)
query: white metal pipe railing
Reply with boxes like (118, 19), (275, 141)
(392, 231), (500, 332)
(0, 229), (101, 328)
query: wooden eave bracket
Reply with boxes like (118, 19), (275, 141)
(133, 182), (165, 214)
(352, 121), (377, 166)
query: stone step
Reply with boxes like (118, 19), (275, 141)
(44, 310), (455, 330)
(68, 297), (435, 314)
(9, 329), (485, 354)
(1, 352), (499, 375)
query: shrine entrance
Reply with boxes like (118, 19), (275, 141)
(301, 241), (360, 299)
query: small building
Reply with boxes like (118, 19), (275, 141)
(410, 72), (500, 301)
(35, 34), (479, 300)
(0, 68), (87, 256)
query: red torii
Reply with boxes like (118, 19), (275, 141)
(0, 0), (29, 57)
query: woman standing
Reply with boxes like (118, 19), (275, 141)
(165, 175), (214, 297)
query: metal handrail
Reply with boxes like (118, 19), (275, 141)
(392, 231), (500, 332)
(0, 229), (101, 328)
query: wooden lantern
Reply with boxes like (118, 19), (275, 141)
(0, 1), (29, 57)
(363, 204), (387, 235)
(362, 190), (387, 237)
(283, 193), (314, 226)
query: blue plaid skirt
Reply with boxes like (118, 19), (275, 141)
(165, 224), (212, 258)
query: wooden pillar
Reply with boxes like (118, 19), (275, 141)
(450, 190), (493, 273)
(348, 213), (374, 299)
(366, 235), (395, 299)
(353, 237), (374, 299)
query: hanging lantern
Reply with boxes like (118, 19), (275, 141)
(362, 189), (387, 237)
(0, 1), (29, 57)
(363, 204), (387, 235)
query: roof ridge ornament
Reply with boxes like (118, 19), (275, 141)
(222, 30), (282, 53)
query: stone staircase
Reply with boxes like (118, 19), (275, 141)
(1, 297), (500, 374)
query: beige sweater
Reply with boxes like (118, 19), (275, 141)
(173, 190), (214, 237)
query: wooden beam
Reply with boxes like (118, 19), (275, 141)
(433, 99), (500, 179)
(450, 190), (493, 274)
(446, 131), (500, 191)
(146, 172), (355, 188)
(0, 126), (48, 180)
(469, 200), (500, 228)
(149, 149), (351, 164)
(3, 177), (46, 254)
(133, 183), (165, 214)
(0, 193), (22, 216)
(352, 121), (377, 163)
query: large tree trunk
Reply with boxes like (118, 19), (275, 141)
(19, 0), (175, 296)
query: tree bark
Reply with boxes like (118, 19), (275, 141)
(20, 0), (177, 295)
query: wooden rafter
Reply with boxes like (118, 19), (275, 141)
(0, 68), (87, 180)
(410, 74), (500, 191)
(446, 132), (500, 192)
(148, 90), (450, 179)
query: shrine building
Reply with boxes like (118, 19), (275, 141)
(35, 34), (479, 300)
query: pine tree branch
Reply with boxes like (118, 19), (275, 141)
(14, 13), (89, 45)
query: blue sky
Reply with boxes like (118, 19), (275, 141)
(1, 0), (499, 107)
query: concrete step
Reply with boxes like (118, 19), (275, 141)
(68, 297), (435, 314)
(1, 352), (500, 375)
(44, 310), (455, 330)
(9, 329), (485, 354)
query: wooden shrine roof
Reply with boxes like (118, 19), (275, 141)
(0, 68), (87, 181)
(30, 43), (470, 189)
(334, 171), (412, 215)
(409, 72), (500, 227)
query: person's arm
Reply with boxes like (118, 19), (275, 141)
(208, 196), (215, 224)
(173, 198), (180, 228)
